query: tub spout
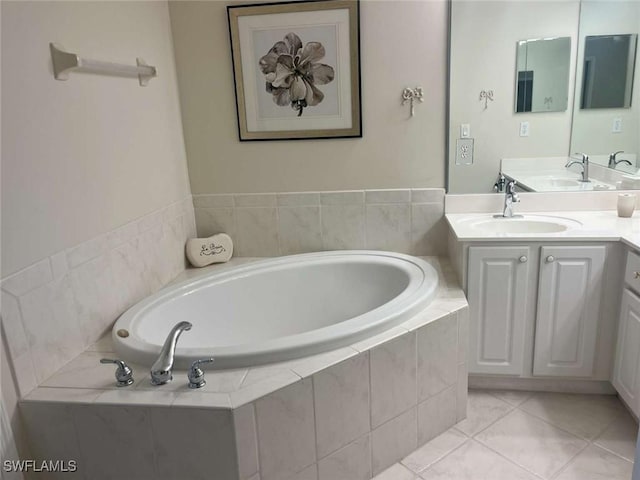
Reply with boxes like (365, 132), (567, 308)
(150, 321), (192, 385)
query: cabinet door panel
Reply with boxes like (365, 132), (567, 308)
(533, 246), (605, 377)
(468, 246), (530, 375)
(613, 289), (640, 416)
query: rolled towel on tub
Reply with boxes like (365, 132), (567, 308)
(186, 233), (233, 267)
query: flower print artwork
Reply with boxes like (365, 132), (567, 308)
(258, 32), (335, 117)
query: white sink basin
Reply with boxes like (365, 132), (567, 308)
(468, 215), (582, 234)
(547, 178), (581, 187)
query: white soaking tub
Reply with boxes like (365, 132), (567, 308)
(113, 251), (438, 369)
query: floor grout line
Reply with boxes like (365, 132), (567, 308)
(374, 389), (637, 480)
(590, 440), (636, 464)
(410, 437), (472, 480)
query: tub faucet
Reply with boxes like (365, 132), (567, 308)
(502, 180), (520, 217)
(565, 153), (590, 182)
(609, 151), (632, 169)
(150, 321), (192, 385)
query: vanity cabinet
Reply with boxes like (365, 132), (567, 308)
(468, 244), (606, 378)
(612, 252), (640, 417)
(467, 246), (532, 375)
(533, 246), (605, 377)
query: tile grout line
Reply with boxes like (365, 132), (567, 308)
(474, 397), (628, 480)
(470, 433), (548, 480)
(383, 390), (637, 480)
(514, 402), (614, 444)
(411, 437), (474, 480)
(461, 393), (518, 438)
(401, 433), (471, 476)
(460, 398), (568, 480)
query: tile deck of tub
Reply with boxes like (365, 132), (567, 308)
(22, 256), (466, 410)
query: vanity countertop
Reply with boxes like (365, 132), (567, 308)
(446, 210), (640, 249)
(502, 170), (616, 192)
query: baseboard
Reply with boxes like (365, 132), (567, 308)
(469, 375), (616, 395)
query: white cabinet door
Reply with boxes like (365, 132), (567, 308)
(467, 246), (531, 375)
(613, 289), (640, 417)
(533, 246), (606, 377)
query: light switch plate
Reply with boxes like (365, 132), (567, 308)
(612, 118), (623, 133)
(519, 121), (530, 137)
(455, 138), (474, 165)
(460, 124), (471, 138)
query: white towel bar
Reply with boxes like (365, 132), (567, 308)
(49, 43), (157, 86)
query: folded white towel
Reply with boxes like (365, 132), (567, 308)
(186, 233), (233, 267)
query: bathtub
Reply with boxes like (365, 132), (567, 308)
(113, 251), (438, 369)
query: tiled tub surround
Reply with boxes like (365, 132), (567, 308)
(1, 196), (197, 399)
(20, 257), (468, 480)
(192, 189), (447, 257)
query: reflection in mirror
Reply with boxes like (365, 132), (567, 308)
(581, 34), (638, 109)
(448, 0), (640, 194)
(571, 1), (639, 175)
(515, 37), (571, 113)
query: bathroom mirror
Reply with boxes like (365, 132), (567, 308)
(581, 34), (637, 109)
(515, 37), (571, 113)
(448, 0), (640, 194)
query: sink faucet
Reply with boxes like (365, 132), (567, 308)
(502, 180), (520, 217)
(565, 153), (590, 182)
(150, 321), (192, 385)
(609, 151), (632, 169)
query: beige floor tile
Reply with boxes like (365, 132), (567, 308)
(488, 390), (533, 407)
(519, 393), (624, 440)
(475, 409), (587, 479)
(454, 390), (513, 436)
(418, 439), (538, 480)
(372, 463), (418, 480)
(402, 428), (468, 474)
(554, 444), (633, 480)
(593, 413), (639, 462)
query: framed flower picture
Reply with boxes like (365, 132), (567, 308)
(227, 0), (361, 141)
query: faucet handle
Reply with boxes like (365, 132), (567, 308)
(188, 358), (215, 389)
(101, 358), (134, 387)
(573, 152), (589, 162)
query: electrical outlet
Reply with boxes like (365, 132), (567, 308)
(455, 138), (474, 165)
(460, 124), (471, 138)
(612, 118), (623, 133)
(519, 121), (530, 137)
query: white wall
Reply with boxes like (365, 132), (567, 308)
(448, 0), (580, 194)
(570, 1), (640, 163)
(527, 38), (571, 112)
(1, 1), (191, 277)
(1, 1), (192, 467)
(169, 0), (448, 195)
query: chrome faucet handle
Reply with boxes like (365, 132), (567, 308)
(609, 151), (624, 168)
(573, 152), (589, 162)
(101, 358), (134, 387)
(188, 358), (215, 389)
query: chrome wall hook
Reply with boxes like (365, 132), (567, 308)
(402, 87), (424, 118)
(479, 90), (494, 110)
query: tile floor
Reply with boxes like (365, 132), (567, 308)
(374, 389), (638, 480)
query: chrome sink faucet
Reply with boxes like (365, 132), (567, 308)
(609, 150), (632, 169)
(501, 180), (520, 217)
(150, 321), (192, 385)
(565, 152), (590, 182)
